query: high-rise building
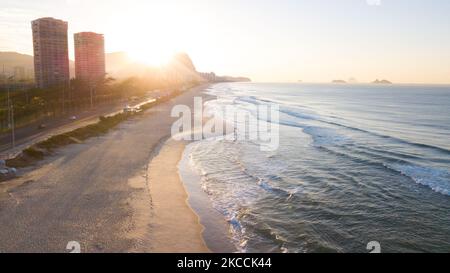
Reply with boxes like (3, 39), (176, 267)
(74, 32), (105, 85)
(31, 17), (70, 89)
(198, 72), (217, 82)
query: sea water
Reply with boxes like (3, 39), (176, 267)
(180, 82), (450, 253)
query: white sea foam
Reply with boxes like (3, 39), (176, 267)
(179, 82), (450, 253)
(386, 163), (450, 196)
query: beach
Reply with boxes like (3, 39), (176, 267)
(2, 81), (448, 253)
(0, 84), (214, 253)
(146, 139), (209, 252)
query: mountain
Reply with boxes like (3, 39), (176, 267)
(0, 52), (34, 79)
(372, 79), (392, 84)
(170, 52), (197, 72)
(0, 51), (75, 79)
(0, 51), (135, 79)
(1, 51), (247, 84)
(0, 52), (33, 69)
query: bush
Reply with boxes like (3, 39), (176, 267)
(23, 147), (45, 159)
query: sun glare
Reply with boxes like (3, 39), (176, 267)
(128, 45), (174, 67)
(118, 4), (183, 67)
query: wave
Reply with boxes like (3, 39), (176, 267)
(194, 84), (450, 253)
(210, 92), (450, 197)
(277, 106), (450, 156)
(237, 96), (273, 105)
(384, 163), (450, 196)
(256, 179), (302, 202)
(317, 145), (450, 197)
(210, 85), (450, 156)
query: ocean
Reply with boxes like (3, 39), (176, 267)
(179, 82), (450, 253)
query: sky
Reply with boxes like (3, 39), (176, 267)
(0, 0), (449, 84)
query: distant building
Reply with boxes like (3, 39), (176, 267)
(198, 72), (217, 82)
(74, 32), (105, 85)
(198, 72), (251, 83)
(32, 17), (70, 89)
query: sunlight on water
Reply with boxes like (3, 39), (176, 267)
(181, 83), (450, 253)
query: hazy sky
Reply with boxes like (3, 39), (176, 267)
(1, 0), (449, 83)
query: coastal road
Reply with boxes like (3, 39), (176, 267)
(0, 85), (208, 252)
(0, 94), (160, 160)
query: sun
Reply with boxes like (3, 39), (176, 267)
(108, 3), (186, 67)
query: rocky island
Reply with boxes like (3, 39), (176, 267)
(372, 79), (393, 84)
(332, 80), (347, 84)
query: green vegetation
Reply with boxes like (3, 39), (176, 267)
(2, 52), (202, 170)
(1, 74), (200, 132)
(5, 87), (185, 169)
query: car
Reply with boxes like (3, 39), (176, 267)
(38, 124), (47, 130)
(123, 106), (133, 113)
(69, 116), (77, 121)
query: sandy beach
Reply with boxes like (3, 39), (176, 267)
(146, 139), (209, 252)
(0, 84), (214, 253)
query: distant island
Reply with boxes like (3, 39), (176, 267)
(332, 80), (347, 84)
(329, 79), (393, 84)
(372, 79), (392, 84)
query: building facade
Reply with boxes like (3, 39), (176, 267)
(32, 17), (70, 89)
(74, 32), (105, 85)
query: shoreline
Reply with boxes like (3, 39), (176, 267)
(146, 139), (210, 252)
(144, 84), (235, 252)
(0, 83), (216, 253)
(179, 141), (237, 253)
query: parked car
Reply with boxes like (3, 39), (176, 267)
(38, 124), (47, 130)
(69, 116), (77, 121)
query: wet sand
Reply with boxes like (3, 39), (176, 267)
(146, 139), (209, 252)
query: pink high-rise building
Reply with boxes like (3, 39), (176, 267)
(74, 32), (105, 85)
(32, 17), (70, 89)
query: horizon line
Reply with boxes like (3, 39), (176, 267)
(1, 50), (450, 86)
